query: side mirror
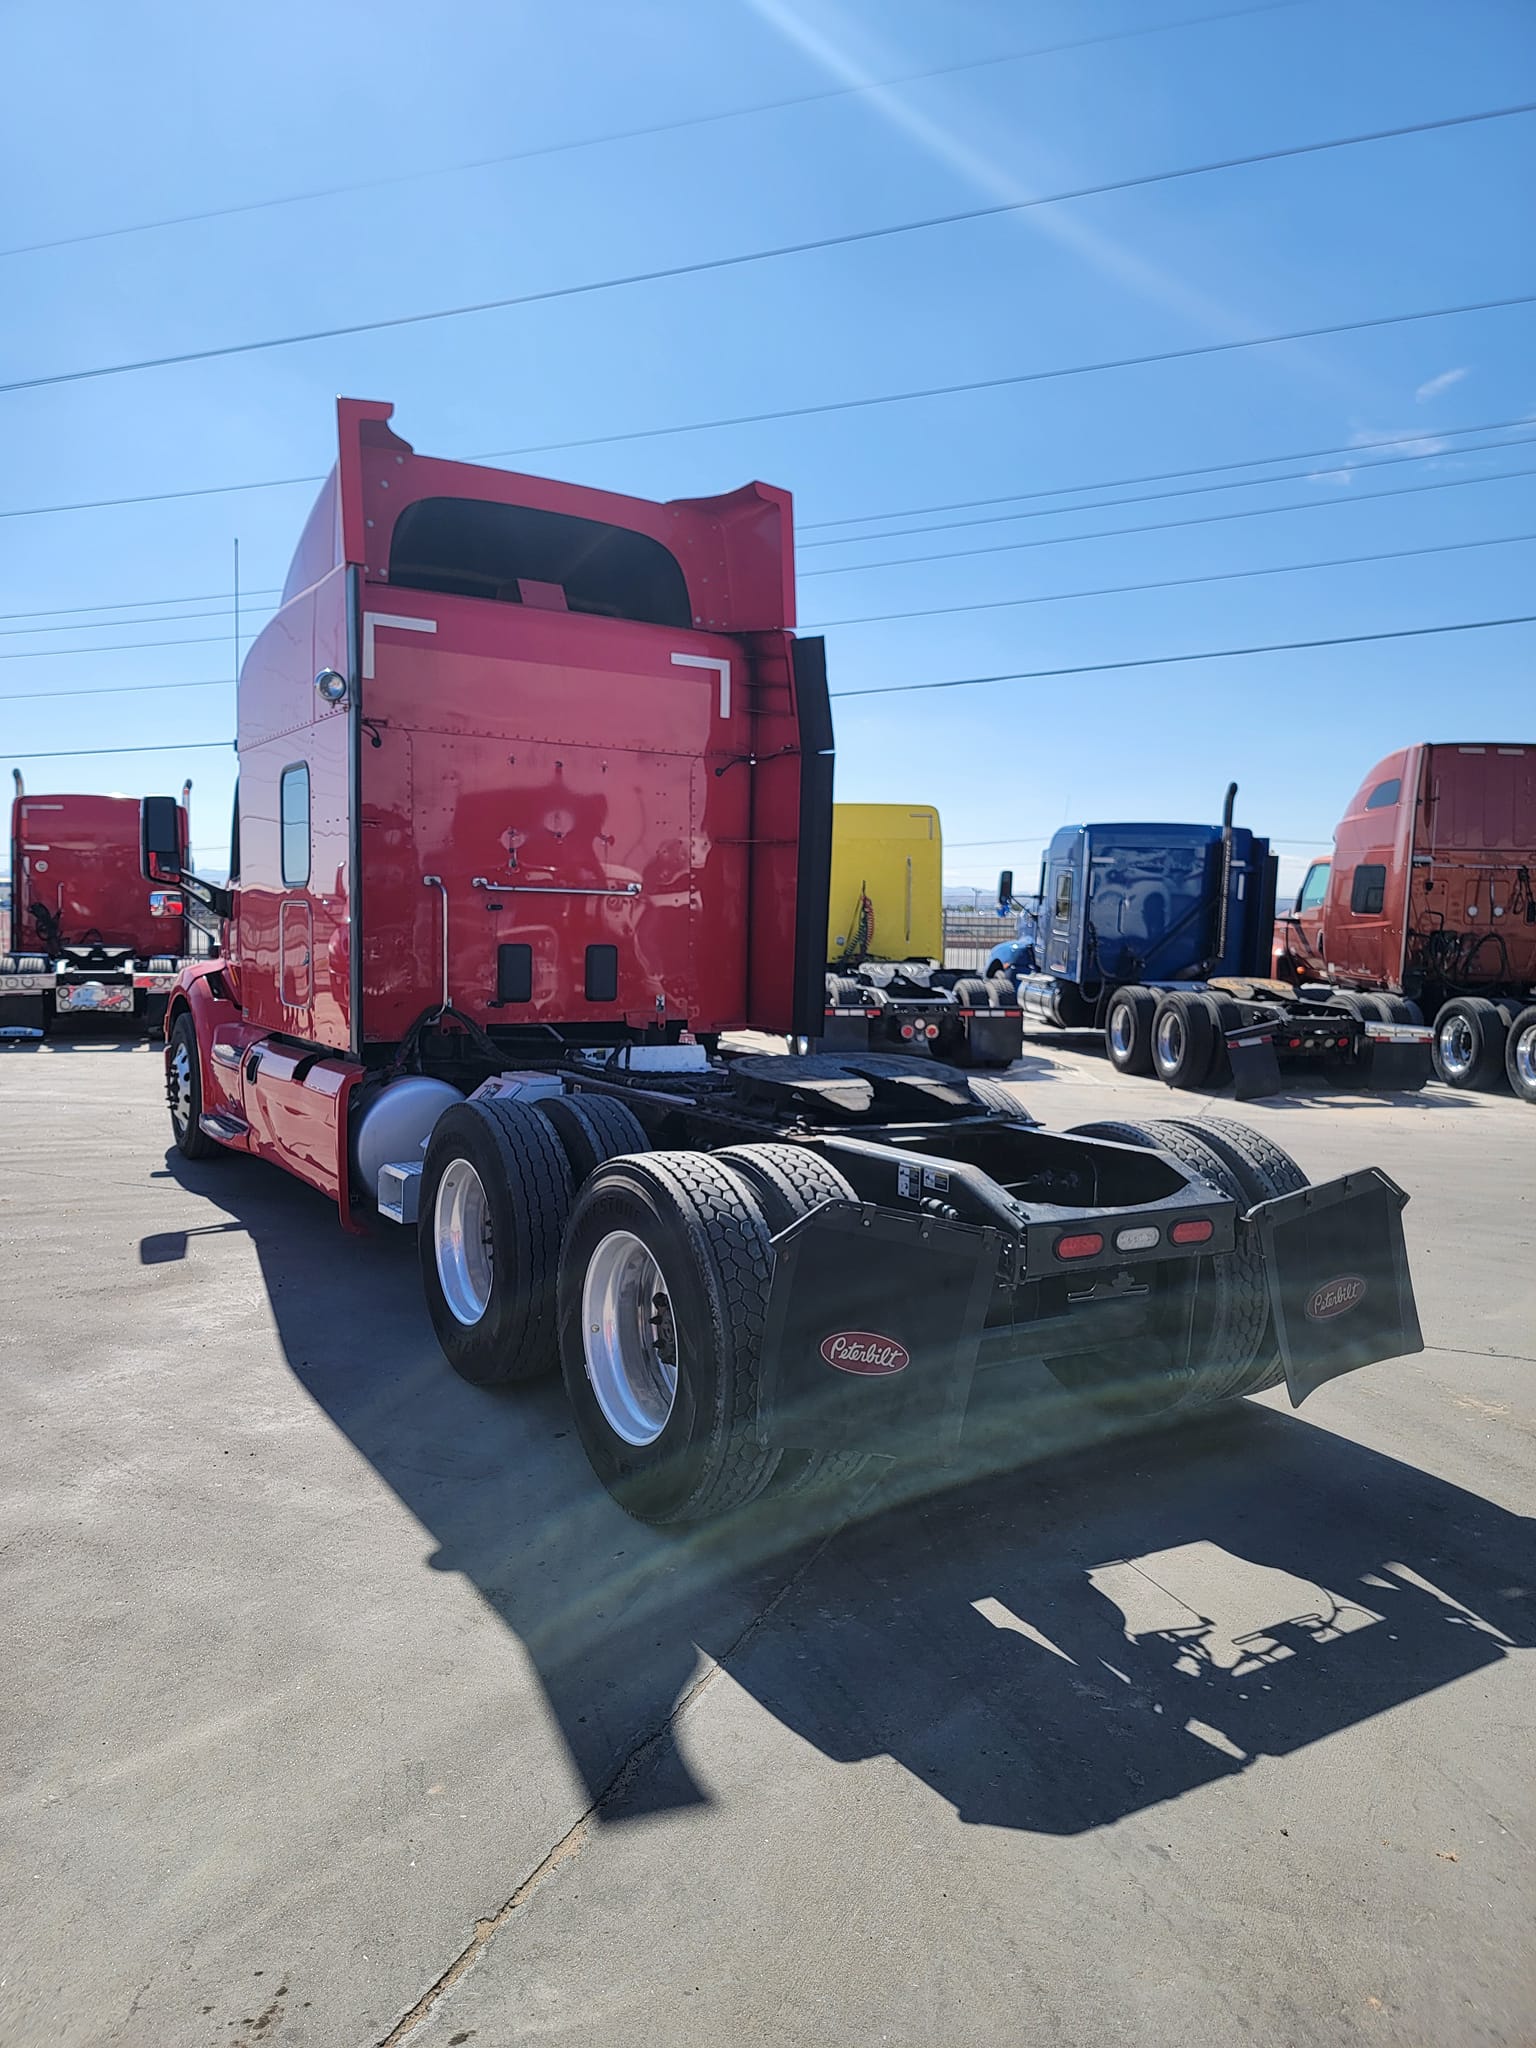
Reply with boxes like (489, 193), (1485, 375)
(140, 795), (182, 882)
(997, 869), (1013, 914)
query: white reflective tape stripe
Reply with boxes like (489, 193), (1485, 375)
(361, 611), (437, 679)
(670, 650), (731, 718)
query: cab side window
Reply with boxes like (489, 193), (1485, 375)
(1053, 870), (1073, 919)
(1349, 863), (1386, 915)
(280, 764), (311, 888)
(1365, 777), (1401, 810)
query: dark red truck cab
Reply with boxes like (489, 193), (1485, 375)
(1277, 743), (1536, 1100)
(3, 781), (192, 1035)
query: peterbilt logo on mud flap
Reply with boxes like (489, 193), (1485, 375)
(1305, 1275), (1368, 1322)
(820, 1331), (911, 1376)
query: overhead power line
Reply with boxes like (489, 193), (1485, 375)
(829, 612), (1536, 700)
(801, 529), (1536, 632)
(485, 293), (1536, 460)
(4, 740), (232, 761)
(0, 603), (276, 639)
(5, 292), (1534, 527)
(0, 677), (228, 702)
(800, 460), (1536, 577)
(799, 431), (1536, 548)
(800, 416), (1536, 530)
(4, 102), (1531, 397)
(0, 630), (261, 662)
(0, 585), (281, 624)
(0, 0), (1312, 260)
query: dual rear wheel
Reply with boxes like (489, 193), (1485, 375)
(418, 1099), (868, 1524)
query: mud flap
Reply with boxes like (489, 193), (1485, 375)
(1246, 1170), (1422, 1404)
(818, 1010), (876, 1052)
(965, 1008), (1024, 1066)
(1225, 1027), (1280, 1100)
(758, 1200), (1001, 1456)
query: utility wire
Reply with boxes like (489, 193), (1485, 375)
(0, 630), (262, 662)
(799, 431), (1536, 548)
(0, 677), (228, 702)
(5, 740), (233, 761)
(5, 292), (1533, 526)
(483, 293), (1536, 459)
(800, 529), (1536, 632)
(829, 613), (1536, 700)
(0, 603), (276, 639)
(0, 585), (281, 623)
(800, 416), (1536, 530)
(0, 0), (1313, 260)
(3, 102), (1530, 397)
(799, 460), (1536, 578)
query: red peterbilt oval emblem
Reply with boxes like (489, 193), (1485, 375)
(819, 1330), (911, 1376)
(1305, 1274), (1368, 1322)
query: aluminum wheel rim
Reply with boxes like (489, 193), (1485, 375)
(1109, 1002), (1135, 1058)
(1154, 1008), (1184, 1069)
(1516, 1021), (1536, 1088)
(581, 1229), (679, 1447)
(1438, 1014), (1475, 1080)
(168, 1037), (194, 1135)
(435, 1158), (494, 1326)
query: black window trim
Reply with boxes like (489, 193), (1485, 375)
(1349, 861), (1386, 916)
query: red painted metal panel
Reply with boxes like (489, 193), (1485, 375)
(10, 793), (187, 957)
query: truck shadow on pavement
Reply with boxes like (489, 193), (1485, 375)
(149, 1149), (1533, 1840)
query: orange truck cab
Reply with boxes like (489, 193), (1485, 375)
(1276, 742), (1536, 1100)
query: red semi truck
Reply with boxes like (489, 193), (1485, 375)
(3, 776), (194, 1037)
(145, 399), (1423, 1524)
(1275, 743), (1536, 1103)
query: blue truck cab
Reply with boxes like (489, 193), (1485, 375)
(988, 815), (1276, 1025)
(982, 787), (1432, 1094)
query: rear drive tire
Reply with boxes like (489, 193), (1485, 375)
(420, 1099), (572, 1387)
(966, 1075), (1033, 1120)
(713, 1143), (875, 1499)
(1064, 1118), (1272, 1408)
(557, 1151), (782, 1524)
(1504, 1004), (1536, 1104)
(1150, 991), (1217, 1090)
(1105, 986), (1157, 1075)
(1155, 1116), (1309, 1395)
(535, 1092), (650, 1184)
(1432, 996), (1508, 1090)
(166, 1013), (220, 1160)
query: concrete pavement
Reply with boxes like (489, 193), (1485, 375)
(1, 1033), (1531, 2047)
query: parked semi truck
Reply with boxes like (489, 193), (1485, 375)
(1274, 742), (1536, 1104)
(2, 774), (194, 1037)
(821, 802), (1022, 1068)
(146, 400), (1422, 1525)
(986, 788), (1432, 1096)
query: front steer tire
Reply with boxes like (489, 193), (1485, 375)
(166, 1012), (221, 1161)
(419, 1099), (572, 1387)
(557, 1152), (783, 1525)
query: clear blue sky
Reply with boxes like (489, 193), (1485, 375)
(2, 0), (1532, 900)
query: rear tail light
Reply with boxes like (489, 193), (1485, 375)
(1289, 1036), (1301, 1048)
(1337, 1036), (1349, 1048)
(1171, 1219), (1214, 1245)
(1114, 1225), (1160, 1252)
(1055, 1231), (1105, 1261)
(900, 1023), (915, 1039)
(924, 1023), (939, 1039)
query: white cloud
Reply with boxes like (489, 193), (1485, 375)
(1415, 367), (1468, 404)
(1348, 427), (1448, 458)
